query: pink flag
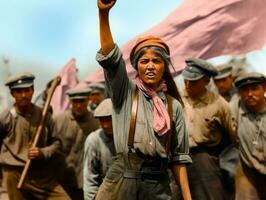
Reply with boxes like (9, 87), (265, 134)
(86, 0), (266, 82)
(50, 58), (78, 113)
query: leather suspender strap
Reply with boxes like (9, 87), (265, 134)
(128, 87), (139, 150)
(165, 95), (173, 155)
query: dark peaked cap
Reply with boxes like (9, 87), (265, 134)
(182, 58), (218, 81)
(66, 86), (91, 100)
(5, 72), (35, 89)
(234, 72), (266, 88)
(214, 64), (233, 80)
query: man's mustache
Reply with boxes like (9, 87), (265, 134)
(245, 96), (259, 101)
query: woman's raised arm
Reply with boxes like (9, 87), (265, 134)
(97, 0), (116, 55)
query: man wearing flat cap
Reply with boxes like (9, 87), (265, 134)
(230, 72), (266, 200)
(53, 85), (100, 200)
(213, 63), (238, 103)
(83, 98), (116, 200)
(87, 83), (106, 111)
(181, 58), (235, 200)
(0, 72), (70, 199)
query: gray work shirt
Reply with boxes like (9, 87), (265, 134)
(96, 45), (191, 164)
(231, 100), (266, 174)
(53, 110), (99, 189)
(181, 89), (235, 148)
(0, 104), (60, 167)
(83, 129), (115, 200)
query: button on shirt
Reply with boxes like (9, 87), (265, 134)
(96, 45), (191, 164)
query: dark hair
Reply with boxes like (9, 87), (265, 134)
(132, 46), (183, 106)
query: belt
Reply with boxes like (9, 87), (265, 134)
(123, 169), (168, 180)
(134, 149), (168, 163)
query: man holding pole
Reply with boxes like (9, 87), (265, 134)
(0, 72), (70, 200)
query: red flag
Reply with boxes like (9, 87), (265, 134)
(86, 0), (266, 83)
(50, 58), (78, 113)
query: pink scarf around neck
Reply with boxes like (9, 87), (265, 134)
(133, 77), (170, 136)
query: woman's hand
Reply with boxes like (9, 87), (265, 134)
(98, 0), (116, 13)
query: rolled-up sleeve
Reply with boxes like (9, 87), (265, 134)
(170, 102), (192, 165)
(96, 45), (130, 111)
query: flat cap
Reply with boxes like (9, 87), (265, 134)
(5, 72), (35, 89)
(88, 83), (105, 94)
(234, 72), (266, 88)
(213, 64), (233, 80)
(182, 58), (218, 81)
(94, 98), (112, 118)
(66, 86), (91, 100)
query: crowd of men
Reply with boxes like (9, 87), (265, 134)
(0, 58), (265, 200)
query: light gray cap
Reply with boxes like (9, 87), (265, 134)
(88, 82), (105, 94)
(66, 85), (91, 100)
(182, 58), (218, 81)
(5, 72), (35, 89)
(213, 64), (233, 80)
(234, 72), (266, 88)
(94, 98), (112, 118)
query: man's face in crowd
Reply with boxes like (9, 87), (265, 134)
(71, 98), (89, 117)
(89, 92), (104, 106)
(184, 77), (209, 99)
(11, 87), (33, 108)
(214, 76), (233, 96)
(99, 116), (113, 137)
(238, 83), (266, 110)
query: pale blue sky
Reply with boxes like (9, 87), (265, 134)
(0, 0), (183, 76)
(0, 0), (265, 84)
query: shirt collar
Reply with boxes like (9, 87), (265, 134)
(69, 109), (91, 122)
(240, 101), (266, 119)
(142, 90), (167, 103)
(183, 88), (211, 105)
(12, 103), (35, 118)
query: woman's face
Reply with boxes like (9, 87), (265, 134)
(137, 49), (165, 89)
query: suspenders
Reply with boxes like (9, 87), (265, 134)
(128, 88), (139, 151)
